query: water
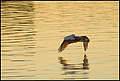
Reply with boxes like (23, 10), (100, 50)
(1, 1), (119, 80)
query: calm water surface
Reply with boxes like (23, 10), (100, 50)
(1, 1), (119, 80)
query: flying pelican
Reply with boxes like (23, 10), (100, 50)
(58, 34), (90, 52)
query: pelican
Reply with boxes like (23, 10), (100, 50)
(58, 34), (90, 52)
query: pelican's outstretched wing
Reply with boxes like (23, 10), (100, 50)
(58, 40), (70, 52)
(58, 34), (76, 52)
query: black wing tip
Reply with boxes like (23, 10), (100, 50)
(58, 50), (62, 53)
(58, 47), (62, 53)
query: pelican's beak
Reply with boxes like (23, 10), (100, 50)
(83, 42), (88, 51)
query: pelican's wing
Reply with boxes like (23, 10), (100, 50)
(58, 40), (70, 52)
(58, 36), (76, 52)
(83, 42), (88, 51)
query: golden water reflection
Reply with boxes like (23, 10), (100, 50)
(1, 1), (37, 80)
(58, 55), (89, 79)
(1, 1), (119, 80)
(58, 55), (89, 70)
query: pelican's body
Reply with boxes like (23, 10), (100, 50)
(58, 34), (90, 52)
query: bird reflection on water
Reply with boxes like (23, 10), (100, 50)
(58, 55), (89, 77)
(58, 55), (89, 70)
